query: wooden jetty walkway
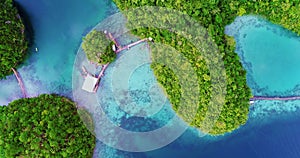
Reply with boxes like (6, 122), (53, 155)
(82, 65), (98, 77)
(82, 32), (152, 93)
(107, 32), (121, 49)
(97, 64), (109, 79)
(94, 64), (109, 92)
(115, 38), (149, 53)
(81, 66), (89, 76)
(11, 68), (27, 98)
(251, 96), (300, 101)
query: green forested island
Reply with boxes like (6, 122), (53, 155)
(0, 94), (95, 157)
(112, 0), (300, 134)
(82, 30), (116, 64)
(0, 0), (28, 79)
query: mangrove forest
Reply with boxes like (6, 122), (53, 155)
(0, 94), (95, 157)
(0, 0), (28, 79)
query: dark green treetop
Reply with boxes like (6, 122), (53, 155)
(82, 30), (116, 64)
(0, 94), (95, 158)
(0, 0), (28, 79)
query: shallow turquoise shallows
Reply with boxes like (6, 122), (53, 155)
(226, 16), (300, 96)
(2, 0), (300, 157)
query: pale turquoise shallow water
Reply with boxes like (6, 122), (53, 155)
(226, 16), (300, 96)
(1, 1), (300, 157)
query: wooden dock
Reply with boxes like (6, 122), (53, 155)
(97, 64), (109, 79)
(107, 32), (121, 49)
(81, 66), (89, 76)
(11, 68), (27, 98)
(82, 33), (152, 93)
(94, 64), (109, 92)
(105, 30), (152, 54)
(82, 65), (97, 77)
(251, 96), (300, 101)
(115, 38), (149, 53)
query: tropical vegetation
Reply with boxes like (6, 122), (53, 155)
(0, 94), (95, 157)
(82, 30), (116, 64)
(112, 0), (300, 134)
(0, 0), (28, 79)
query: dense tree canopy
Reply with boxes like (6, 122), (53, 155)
(0, 94), (95, 157)
(82, 30), (116, 64)
(112, 0), (300, 134)
(0, 0), (28, 79)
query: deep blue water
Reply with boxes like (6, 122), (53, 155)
(1, 1), (300, 158)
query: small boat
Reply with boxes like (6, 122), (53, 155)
(35, 47), (38, 52)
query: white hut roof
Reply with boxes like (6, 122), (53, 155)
(112, 44), (116, 51)
(82, 75), (98, 93)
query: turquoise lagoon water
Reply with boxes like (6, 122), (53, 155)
(226, 16), (300, 96)
(2, 0), (300, 157)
